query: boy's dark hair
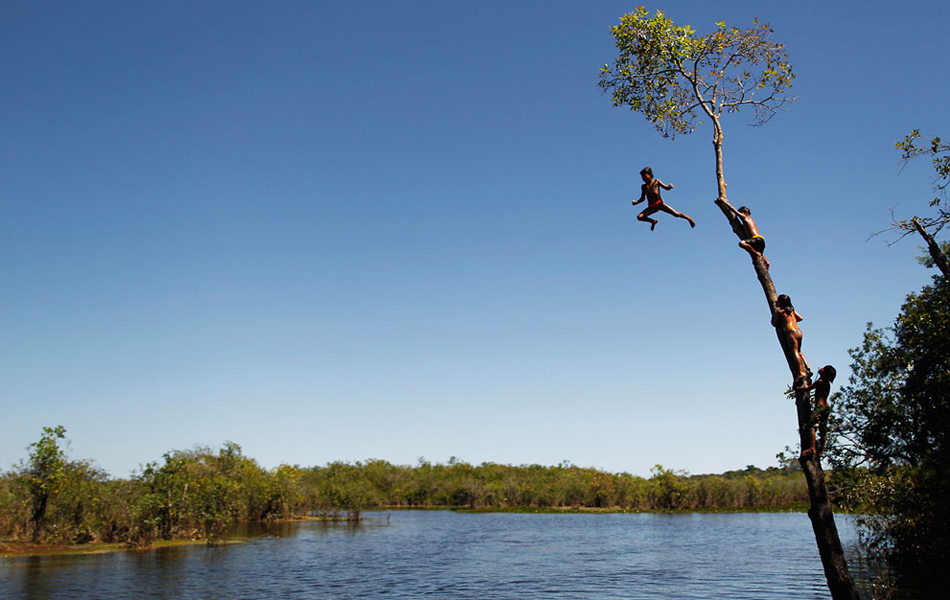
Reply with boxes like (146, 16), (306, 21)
(776, 294), (793, 309)
(822, 365), (837, 382)
(738, 206), (751, 214)
(640, 166), (653, 177)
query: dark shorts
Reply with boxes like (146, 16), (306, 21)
(743, 236), (765, 252)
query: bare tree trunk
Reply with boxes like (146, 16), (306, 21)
(795, 395), (862, 600)
(710, 129), (860, 599)
(713, 122), (727, 201)
(30, 493), (48, 543)
(912, 217), (950, 279)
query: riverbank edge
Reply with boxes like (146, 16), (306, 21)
(3, 505), (822, 558)
(0, 514), (358, 559)
(0, 537), (244, 558)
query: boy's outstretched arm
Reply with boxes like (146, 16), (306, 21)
(658, 179), (674, 190)
(633, 185), (646, 205)
(717, 198), (744, 218)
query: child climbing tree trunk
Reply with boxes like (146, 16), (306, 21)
(717, 197), (858, 600)
(599, 8), (860, 599)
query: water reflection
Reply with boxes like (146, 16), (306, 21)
(1, 512), (869, 600)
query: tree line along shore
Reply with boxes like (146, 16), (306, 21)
(1, 429), (815, 551)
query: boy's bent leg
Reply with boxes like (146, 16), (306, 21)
(637, 206), (660, 230)
(739, 240), (769, 268)
(637, 212), (659, 230)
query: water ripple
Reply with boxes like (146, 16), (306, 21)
(0, 511), (866, 599)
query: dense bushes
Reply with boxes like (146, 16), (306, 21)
(0, 437), (302, 547)
(830, 277), (950, 595)
(1, 428), (809, 548)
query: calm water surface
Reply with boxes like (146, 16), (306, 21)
(1, 511), (870, 599)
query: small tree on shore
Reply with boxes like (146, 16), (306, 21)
(21, 426), (68, 542)
(599, 7), (858, 599)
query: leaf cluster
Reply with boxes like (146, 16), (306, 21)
(832, 280), (950, 470)
(887, 130), (950, 247)
(598, 6), (794, 138)
(897, 129), (950, 206)
(22, 426), (68, 498)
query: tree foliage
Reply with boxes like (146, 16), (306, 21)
(897, 130), (950, 210)
(886, 130), (950, 278)
(21, 425), (68, 542)
(831, 278), (950, 592)
(2, 431), (811, 548)
(132, 442), (298, 545)
(833, 280), (950, 469)
(598, 6), (794, 140)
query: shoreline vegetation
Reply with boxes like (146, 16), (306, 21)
(3, 432), (826, 557)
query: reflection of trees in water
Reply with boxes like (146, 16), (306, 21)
(0, 513), (871, 599)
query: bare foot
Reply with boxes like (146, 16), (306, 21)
(800, 448), (815, 459)
(688, 217), (696, 228)
(650, 220), (657, 231)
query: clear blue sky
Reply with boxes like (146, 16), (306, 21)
(2, 0), (946, 478)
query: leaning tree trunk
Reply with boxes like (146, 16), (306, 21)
(711, 130), (860, 600)
(912, 217), (950, 279)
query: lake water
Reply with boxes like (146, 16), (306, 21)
(1, 511), (871, 599)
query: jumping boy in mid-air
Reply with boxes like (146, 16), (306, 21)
(796, 365), (837, 459)
(632, 167), (696, 230)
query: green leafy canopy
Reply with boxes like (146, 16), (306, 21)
(598, 6), (795, 138)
